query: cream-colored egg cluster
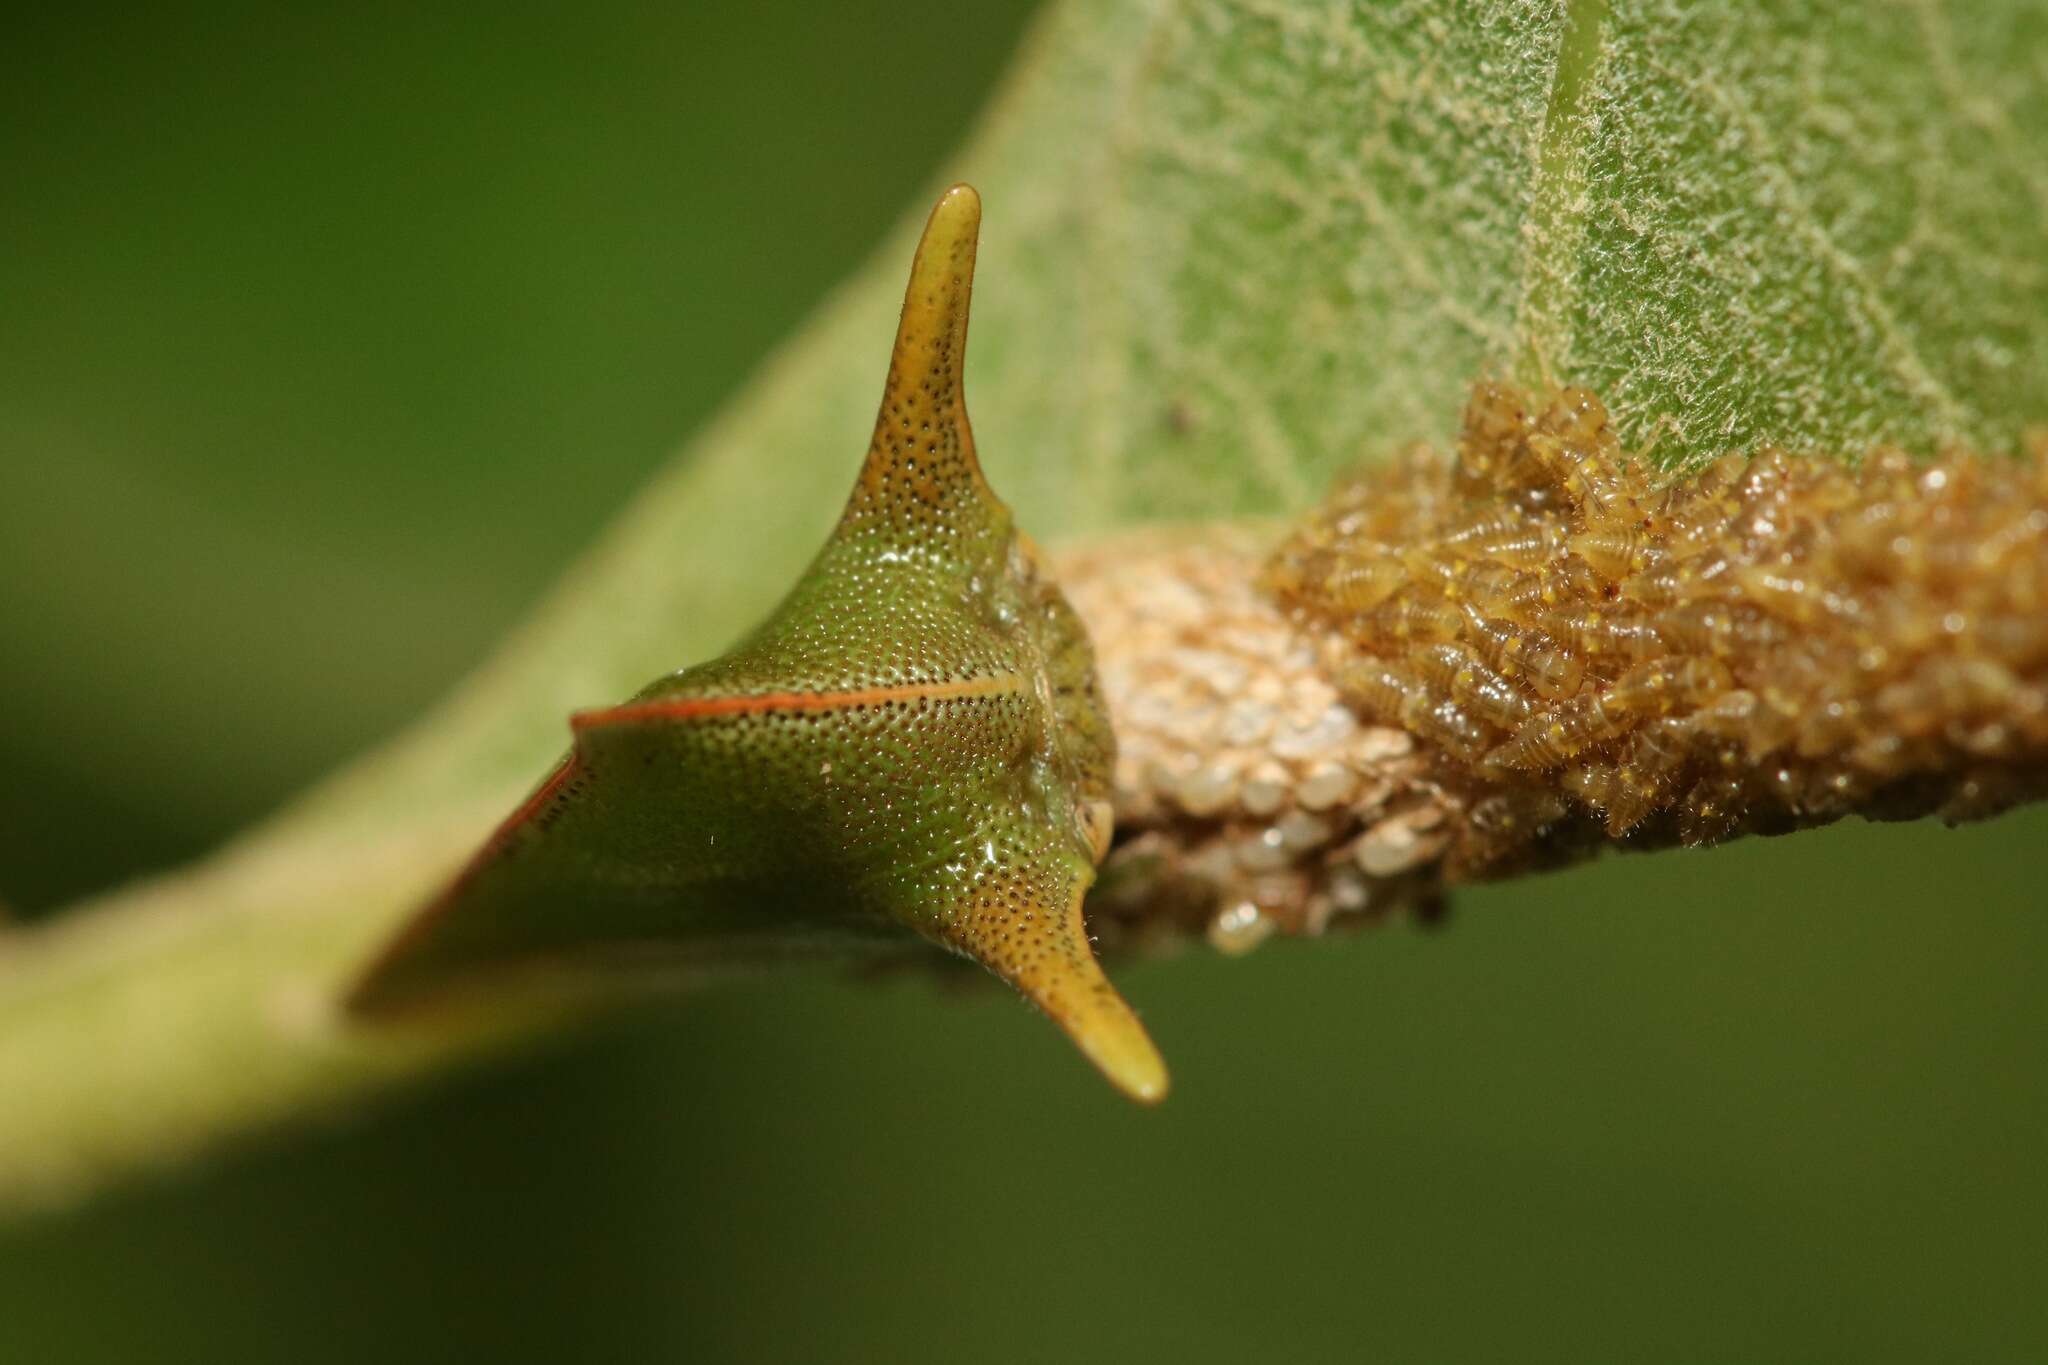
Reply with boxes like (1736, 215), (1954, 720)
(1057, 530), (1459, 952)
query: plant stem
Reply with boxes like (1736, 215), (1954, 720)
(0, 797), (533, 1216)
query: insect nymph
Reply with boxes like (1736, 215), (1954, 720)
(1270, 381), (2048, 872)
(349, 185), (1167, 1103)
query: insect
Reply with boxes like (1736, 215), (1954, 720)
(348, 185), (1168, 1104)
(1269, 379), (2048, 871)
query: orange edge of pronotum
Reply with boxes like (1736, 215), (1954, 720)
(344, 675), (1026, 1013)
(565, 674), (1022, 731)
(343, 750), (586, 1013)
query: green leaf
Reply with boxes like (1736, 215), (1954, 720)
(2, 0), (2042, 1210)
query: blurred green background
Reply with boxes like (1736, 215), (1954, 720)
(2, 4), (2044, 1361)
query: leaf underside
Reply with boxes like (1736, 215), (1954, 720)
(321, 0), (2047, 1086)
(358, 0), (2044, 832)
